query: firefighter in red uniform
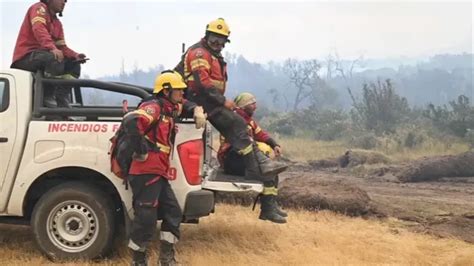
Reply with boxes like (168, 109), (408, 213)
(123, 71), (198, 266)
(11, 0), (87, 108)
(218, 92), (288, 224)
(176, 18), (288, 180)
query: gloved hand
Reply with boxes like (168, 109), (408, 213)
(193, 106), (207, 129)
(132, 152), (148, 162)
(224, 99), (236, 110)
(274, 146), (282, 157)
(75, 53), (89, 64)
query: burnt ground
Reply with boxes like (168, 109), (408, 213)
(216, 158), (474, 243)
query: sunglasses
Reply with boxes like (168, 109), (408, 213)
(208, 34), (228, 46)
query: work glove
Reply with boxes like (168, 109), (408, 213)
(193, 106), (207, 129)
(224, 99), (236, 110)
(75, 53), (89, 64)
(274, 146), (282, 157)
(132, 152), (148, 162)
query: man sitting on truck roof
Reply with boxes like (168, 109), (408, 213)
(11, 0), (87, 108)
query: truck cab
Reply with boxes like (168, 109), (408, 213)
(0, 69), (263, 260)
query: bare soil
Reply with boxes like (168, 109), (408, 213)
(217, 153), (474, 243)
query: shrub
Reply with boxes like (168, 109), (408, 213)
(348, 132), (378, 149)
(424, 95), (474, 137)
(348, 79), (410, 135)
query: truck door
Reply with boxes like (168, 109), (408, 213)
(0, 76), (16, 192)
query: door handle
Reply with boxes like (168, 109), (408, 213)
(0, 137), (8, 143)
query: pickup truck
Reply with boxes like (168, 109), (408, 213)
(0, 69), (263, 260)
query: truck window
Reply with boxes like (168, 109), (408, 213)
(0, 79), (9, 112)
(80, 87), (141, 107)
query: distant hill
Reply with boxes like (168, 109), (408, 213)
(90, 53), (473, 110)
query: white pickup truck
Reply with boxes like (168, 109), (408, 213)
(0, 69), (263, 260)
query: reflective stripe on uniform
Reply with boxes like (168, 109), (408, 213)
(31, 16), (46, 25)
(238, 143), (253, 155)
(144, 136), (171, 154)
(160, 231), (178, 244)
(210, 79), (225, 91)
(129, 109), (154, 124)
(55, 39), (66, 46)
(128, 239), (145, 252)
(190, 58), (211, 70)
(262, 186), (278, 196)
(255, 126), (262, 134)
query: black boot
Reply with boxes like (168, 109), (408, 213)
(243, 147), (288, 178)
(131, 250), (147, 266)
(259, 195), (287, 224)
(274, 198), (288, 218)
(55, 86), (72, 108)
(159, 240), (177, 266)
(273, 176), (288, 217)
(43, 85), (57, 108)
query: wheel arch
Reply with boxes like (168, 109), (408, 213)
(23, 167), (126, 227)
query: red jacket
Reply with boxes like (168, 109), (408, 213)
(217, 108), (277, 164)
(183, 39), (228, 106)
(12, 2), (78, 63)
(126, 98), (181, 181)
(235, 108), (272, 143)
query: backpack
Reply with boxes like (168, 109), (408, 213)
(109, 99), (163, 181)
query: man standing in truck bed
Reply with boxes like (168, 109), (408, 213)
(11, 0), (87, 108)
(175, 18), (288, 180)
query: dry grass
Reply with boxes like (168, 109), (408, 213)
(279, 137), (471, 163)
(1, 204), (473, 265)
(278, 138), (348, 162)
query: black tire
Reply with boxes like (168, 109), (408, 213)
(31, 182), (115, 261)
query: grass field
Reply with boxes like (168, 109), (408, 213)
(1, 204), (473, 265)
(278, 137), (471, 163)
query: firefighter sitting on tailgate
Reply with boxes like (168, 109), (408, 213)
(175, 18), (288, 181)
(217, 92), (288, 224)
(123, 70), (204, 266)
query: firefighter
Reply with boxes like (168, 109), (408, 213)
(11, 0), (87, 108)
(176, 18), (288, 180)
(124, 70), (200, 266)
(218, 92), (288, 224)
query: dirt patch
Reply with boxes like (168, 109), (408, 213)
(425, 215), (474, 243)
(215, 173), (373, 216)
(278, 175), (372, 216)
(308, 149), (391, 169)
(394, 151), (474, 182)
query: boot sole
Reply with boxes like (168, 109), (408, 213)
(259, 216), (287, 224)
(261, 165), (288, 177)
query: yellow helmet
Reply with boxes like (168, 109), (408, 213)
(234, 92), (256, 108)
(153, 70), (187, 94)
(206, 18), (231, 38)
(256, 141), (274, 158)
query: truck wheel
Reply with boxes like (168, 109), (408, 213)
(31, 182), (115, 261)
